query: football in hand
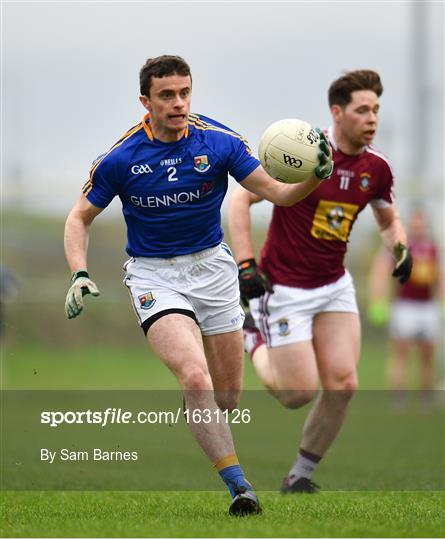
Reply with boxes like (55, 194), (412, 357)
(259, 118), (321, 183)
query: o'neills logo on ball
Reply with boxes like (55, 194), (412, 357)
(194, 155), (211, 173)
(306, 129), (319, 145)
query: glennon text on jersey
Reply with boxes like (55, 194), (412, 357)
(130, 189), (201, 208)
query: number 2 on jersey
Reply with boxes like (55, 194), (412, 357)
(167, 167), (178, 182)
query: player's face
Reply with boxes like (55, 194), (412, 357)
(140, 74), (192, 142)
(333, 90), (380, 150)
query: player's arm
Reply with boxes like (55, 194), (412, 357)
(239, 129), (333, 207)
(372, 204), (413, 284)
(240, 166), (320, 207)
(229, 188), (263, 261)
(228, 187), (273, 300)
(64, 196), (103, 319)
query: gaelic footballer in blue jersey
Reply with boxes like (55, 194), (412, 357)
(64, 55), (332, 516)
(82, 111), (261, 258)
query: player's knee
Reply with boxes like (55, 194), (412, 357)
(343, 375), (358, 395)
(215, 390), (241, 412)
(181, 367), (212, 391)
(324, 371), (358, 398)
(277, 389), (316, 409)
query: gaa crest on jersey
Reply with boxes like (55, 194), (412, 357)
(278, 318), (291, 336)
(359, 173), (371, 192)
(138, 291), (156, 310)
(194, 155), (211, 173)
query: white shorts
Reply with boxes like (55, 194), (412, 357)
(123, 243), (244, 336)
(250, 270), (359, 347)
(390, 299), (441, 342)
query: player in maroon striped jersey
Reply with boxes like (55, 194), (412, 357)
(368, 208), (443, 409)
(228, 70), (413, 493)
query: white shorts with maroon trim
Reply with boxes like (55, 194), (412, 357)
(123, 243), (244, 336)
(389, 299), (441, 342)
(250, 270), (358, 347)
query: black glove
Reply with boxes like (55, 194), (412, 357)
(392, 242), (413, 284)
(238, 258), (273, 299)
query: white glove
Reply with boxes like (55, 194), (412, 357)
(65, 270), (100, 319)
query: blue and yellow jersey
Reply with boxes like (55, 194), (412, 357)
(82, 113), (260, 257)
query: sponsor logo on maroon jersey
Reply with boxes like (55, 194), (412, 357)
(311, 200), (359, 242)
(327, 206), (345, 230)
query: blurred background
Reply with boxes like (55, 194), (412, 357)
(2, 1), (444, 391)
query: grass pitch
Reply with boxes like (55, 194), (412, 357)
(1, 491), (444, 538)
(2, 345), (444, 537)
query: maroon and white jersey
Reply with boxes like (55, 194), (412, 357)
(398, 237), (439, 301)
(260, 127), (394, 288)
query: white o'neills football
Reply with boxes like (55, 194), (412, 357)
(259, 118), (321, 183)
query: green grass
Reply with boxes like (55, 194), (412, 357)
(2, 345), (444, 536)
(2, 338), (393, 390)
(1, 491), (444, 537)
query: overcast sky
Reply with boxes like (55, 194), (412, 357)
(2, 1), (444, 226)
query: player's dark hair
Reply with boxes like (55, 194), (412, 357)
(328, 70), (383, 107)
(139, 55), (192, 97)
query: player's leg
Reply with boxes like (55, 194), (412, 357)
(282, 271), (361, 493)
(418, 339), (436, 411)
(419, 340), (436, 390)
(417, 301), (440, 408)
(246, 294), (323, 493)
(386, 338), (412, 412)
(247, 283), (336, 493)
(304, 312), (360, 452)
(281, 312), (360, 494)
(244, 307), (318, 401)
(247, 327), (322, 495)
(246, 285), (319, 403)
(388, 339), (411, 391)
(148, 314), (234, 461)
(243, 310), (277, 390)
(203, 329), (244, 412)
(265, 342), (319, 406)
(185, 245), (260, 514)
(243, 293), (319, 401)
(147, 314), (260, 514)
(246, 340), (319, 406)
(125, 254), (259, 514)
(243, 302), (322, 493)
(194, 244), (247, 412)
(203, 329), (263, 515)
